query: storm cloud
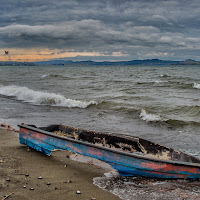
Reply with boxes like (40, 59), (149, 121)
(1, 0), (200, 60)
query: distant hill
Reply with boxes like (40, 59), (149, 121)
(34, 59), (74, 65)
(174, 59), (200, 65)
(1, 59), (200, 66)
(0, 61), (36, 66)
(34, 59), (180, 65)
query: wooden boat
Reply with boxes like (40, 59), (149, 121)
(18, 124), (200, 179)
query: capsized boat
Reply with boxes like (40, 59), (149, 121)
(18, 124), (200, 179)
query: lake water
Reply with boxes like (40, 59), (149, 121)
(0, 64), (199, 199)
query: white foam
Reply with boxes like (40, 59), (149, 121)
(41, 74), (49, 78)
(104, 171), (119, 177)
(0, 85), (97, 108)
(155, 80), (162, 83)
(154, 80), (167, 83)
(193, 83), (200, 89)
(140, 109), (165, 122)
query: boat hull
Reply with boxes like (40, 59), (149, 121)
(19, 126), (200, 179)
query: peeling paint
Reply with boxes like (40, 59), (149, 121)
(18, 124), (200, 179)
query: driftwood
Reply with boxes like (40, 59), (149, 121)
(2, 192), (14, 200)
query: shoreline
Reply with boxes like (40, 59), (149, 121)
(0, 128), (120, 200)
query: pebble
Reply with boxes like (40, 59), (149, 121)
(30, 188), (34, 190)
(6, 178), (10, 181)
(25, 174), (29, 177)
(63, 180), (72, 183)
(23, 185), (27, 188)
(38, 176), (43, 179)
(46, 182), (51, 186)
(76, 190), (81, 194)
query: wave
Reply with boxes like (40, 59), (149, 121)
(136, 81), (193, 89)
(178, 105), (200, 117)
(154, 80), (168, 83)
(193, 83), (200, 89)
(41, 73), (74, 80)
(160, 74), (171, 78)
(0, 85), (97, 108)
(166, 119), (200, 128)
(140, 109), (200, 128)
(49, 74), (67, 79)
(138, 80), (199, 90)
(157, 81), (196, 89)
(41, 74), (49, 78)
(140, 109), (166, 122)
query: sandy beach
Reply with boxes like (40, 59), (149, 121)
(0, 128), (120, 200)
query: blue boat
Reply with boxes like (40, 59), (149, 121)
(18, 124), (200, 179)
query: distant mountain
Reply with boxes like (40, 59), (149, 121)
(1, 59), (200, 66)
(173, 59), (200, 65)
(34, 59), (74, 65)
(0, 61), (36, 66)
(34, 59), (180, 65)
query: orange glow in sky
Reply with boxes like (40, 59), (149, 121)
(0, 48), (106, 62)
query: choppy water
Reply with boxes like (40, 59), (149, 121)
(0, 64), (200, 199)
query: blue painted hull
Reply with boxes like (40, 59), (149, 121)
(19, 125), (200, 179)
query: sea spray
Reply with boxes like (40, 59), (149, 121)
(41, 73), (72, 79)
(41, 74), (49, 78)
(140, 109), (166, 122)
(154, 80), (168, 83)
(193, 83), (200, 89)
(0, 85), (97, 108)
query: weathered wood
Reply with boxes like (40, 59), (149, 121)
(18, 124), (200, 179)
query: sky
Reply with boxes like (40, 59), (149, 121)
(1, 0), (200, 62)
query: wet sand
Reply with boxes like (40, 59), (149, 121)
(94, 175), (200, 200)
(0, 128), (120, 200)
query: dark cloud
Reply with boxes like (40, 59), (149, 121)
(1, 0), (200, 60)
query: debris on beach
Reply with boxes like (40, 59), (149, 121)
(1, 123), (6, 127)
(26, 147), (31, 152)
(2, 192), (14, 200)
(0, 123), (19, 133)
(63, 180), (72, 183)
